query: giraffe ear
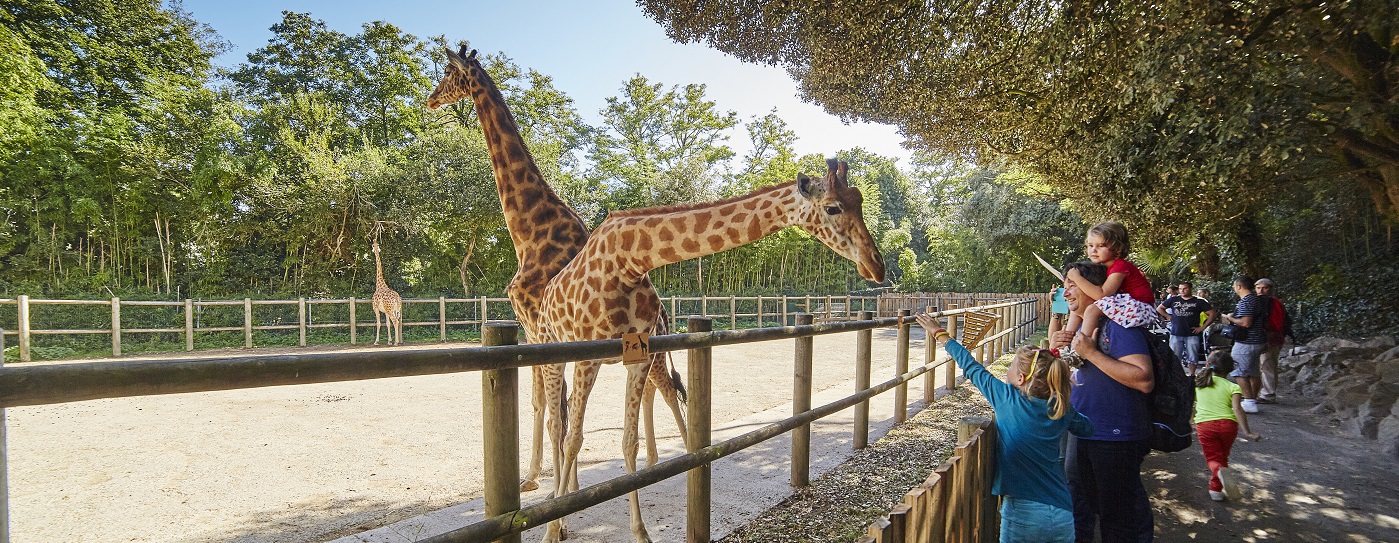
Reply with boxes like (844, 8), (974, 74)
(798, 173), (828, 199)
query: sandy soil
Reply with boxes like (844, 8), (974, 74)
(6, 328), (925, 543)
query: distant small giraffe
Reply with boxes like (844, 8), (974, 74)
(371, 241), (403, 346)
(537, 159), (886, 543)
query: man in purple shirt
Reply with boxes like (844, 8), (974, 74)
(1052, 261), (1156, 542)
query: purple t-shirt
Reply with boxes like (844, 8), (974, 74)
(1070, 319), (1151, 441)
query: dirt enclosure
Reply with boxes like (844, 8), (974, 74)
(7, 328), (924, 542)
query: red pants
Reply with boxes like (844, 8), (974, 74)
(1196, 419), (1239, 491)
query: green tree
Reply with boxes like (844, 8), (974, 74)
(589, 75), (738, 213)
(639, 0), (1399, 274)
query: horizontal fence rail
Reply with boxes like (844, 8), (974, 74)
(0, 291), (1052, 363)
(0, 296), (1042, 543)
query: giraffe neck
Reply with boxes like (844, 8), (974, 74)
(374, 251), (389, 291)
(462, 58), (582, 254)
(594, 181), (804, 278)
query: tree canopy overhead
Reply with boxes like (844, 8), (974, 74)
(640, 1), (1399, 253)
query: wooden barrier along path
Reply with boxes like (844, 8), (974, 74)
(0, 297), (1042, 543)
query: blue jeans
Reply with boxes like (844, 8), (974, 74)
(1066, 436), (1153, 543)
(1169, 334), (1202, 365)
(1000, 497), (1074, 543)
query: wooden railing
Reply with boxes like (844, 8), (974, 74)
(0, 292), (1046, 363)
(861, 417), (999, 543)
(0, 298), (1042, 543)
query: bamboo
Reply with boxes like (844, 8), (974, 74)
(791, 313), (813, 487)
(686, 317), (712, 543)
(110, 297), (121, 357)
(894, 309), (910, 424)
(481, 323), (520, 543)
(854, 310), (873, 449)
(184, 299), (194, 351)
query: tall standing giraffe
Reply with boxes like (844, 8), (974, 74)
(426, 45), (689, 496)
(371, 241), (404, 346)
(538, 159), (886, 543)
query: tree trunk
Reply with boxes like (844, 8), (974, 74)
(1235, 214), (1266, 278)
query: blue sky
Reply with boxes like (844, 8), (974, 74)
(181, 0), (913, 166)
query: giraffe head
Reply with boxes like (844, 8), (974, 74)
(796, 159), (885, 283)
(372, 241), (381, 254)
(426, 45), (479, 110)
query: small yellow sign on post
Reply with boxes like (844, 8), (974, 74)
(622, 332), (650, 364)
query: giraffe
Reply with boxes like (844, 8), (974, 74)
(370, 241), (403, 346)
(538, 159), (886, 542)
(426, 45), (689, 498)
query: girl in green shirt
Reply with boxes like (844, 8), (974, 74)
(1194, 350), (1262, 501)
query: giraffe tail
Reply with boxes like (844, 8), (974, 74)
(655, 307), (687, 405)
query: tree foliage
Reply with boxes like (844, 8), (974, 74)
(639, 0), (1399, 274)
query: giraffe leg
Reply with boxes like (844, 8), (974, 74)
(394, 310), (403, 345)
(642, 376), (658, 467)
(622, 362), (653, 543)
(521, 365), (545, 492)
(541, 362), (569, 542)
(651, 355), (691, 451)
(373, 310), (382, 345)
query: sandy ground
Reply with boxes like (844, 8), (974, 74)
(6, 327), (932, 543)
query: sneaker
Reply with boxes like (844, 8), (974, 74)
(1218, 467), (1242, 501)
(1256, 397), (1277, 404)
(1241, 399), (1259, 413)
(1209, 490), (1226, 501)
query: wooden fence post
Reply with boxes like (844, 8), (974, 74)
(349, 297), (357, 345)
(481, 322), (521, 543)
(298, 297), (307, 347)
(792, 313), (813, 487)
(846, 294), (853, 319)
(111, 297), (121, 357)
(944, 304), (959, 391)
(756, 295), (764, 327)
(730, 296), (737, 330)
(686, 317), (713, 543)
(894, 309), (911, 424)
(244, 298), (253, 348)
(671, 296), (679, 331)
(1, 327), (8, 542)
(439, 296), (447, 341)
(184, 299), (194, 351)
(923, 305), (937, 404)
(16, 296), (29, 363)
(700, 294), (708, 318)
(479, 296), (488, 327)
(781, 295), (789, 326)
(854, 310), (873, 450)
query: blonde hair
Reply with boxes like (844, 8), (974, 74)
(1012, 346), (1073, 420)
(1088, 221), (1131, 258)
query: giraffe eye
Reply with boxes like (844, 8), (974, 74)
(825, 205), (842, 215)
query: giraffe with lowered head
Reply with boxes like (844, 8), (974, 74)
(370, 240), (403, 346)
(426, 45), (689, 497)
(537, 159), (886, 542)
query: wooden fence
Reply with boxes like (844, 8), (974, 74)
(861, 417), (999, 543)
(0, 293), (1038, 363)
(0, 297), (1041, 543)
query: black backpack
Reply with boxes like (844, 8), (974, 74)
(1143, 330), (1196, 452)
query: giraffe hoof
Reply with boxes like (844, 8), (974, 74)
(519, 479), (539, 492)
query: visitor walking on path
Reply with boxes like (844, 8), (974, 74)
(1252, 278), (1293, 404)
(1156, 281), (1217, 373)
(1221, 276), (1268, 413)
(918, 313), (1094, 543)
(1192, 350), (1261, 502)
